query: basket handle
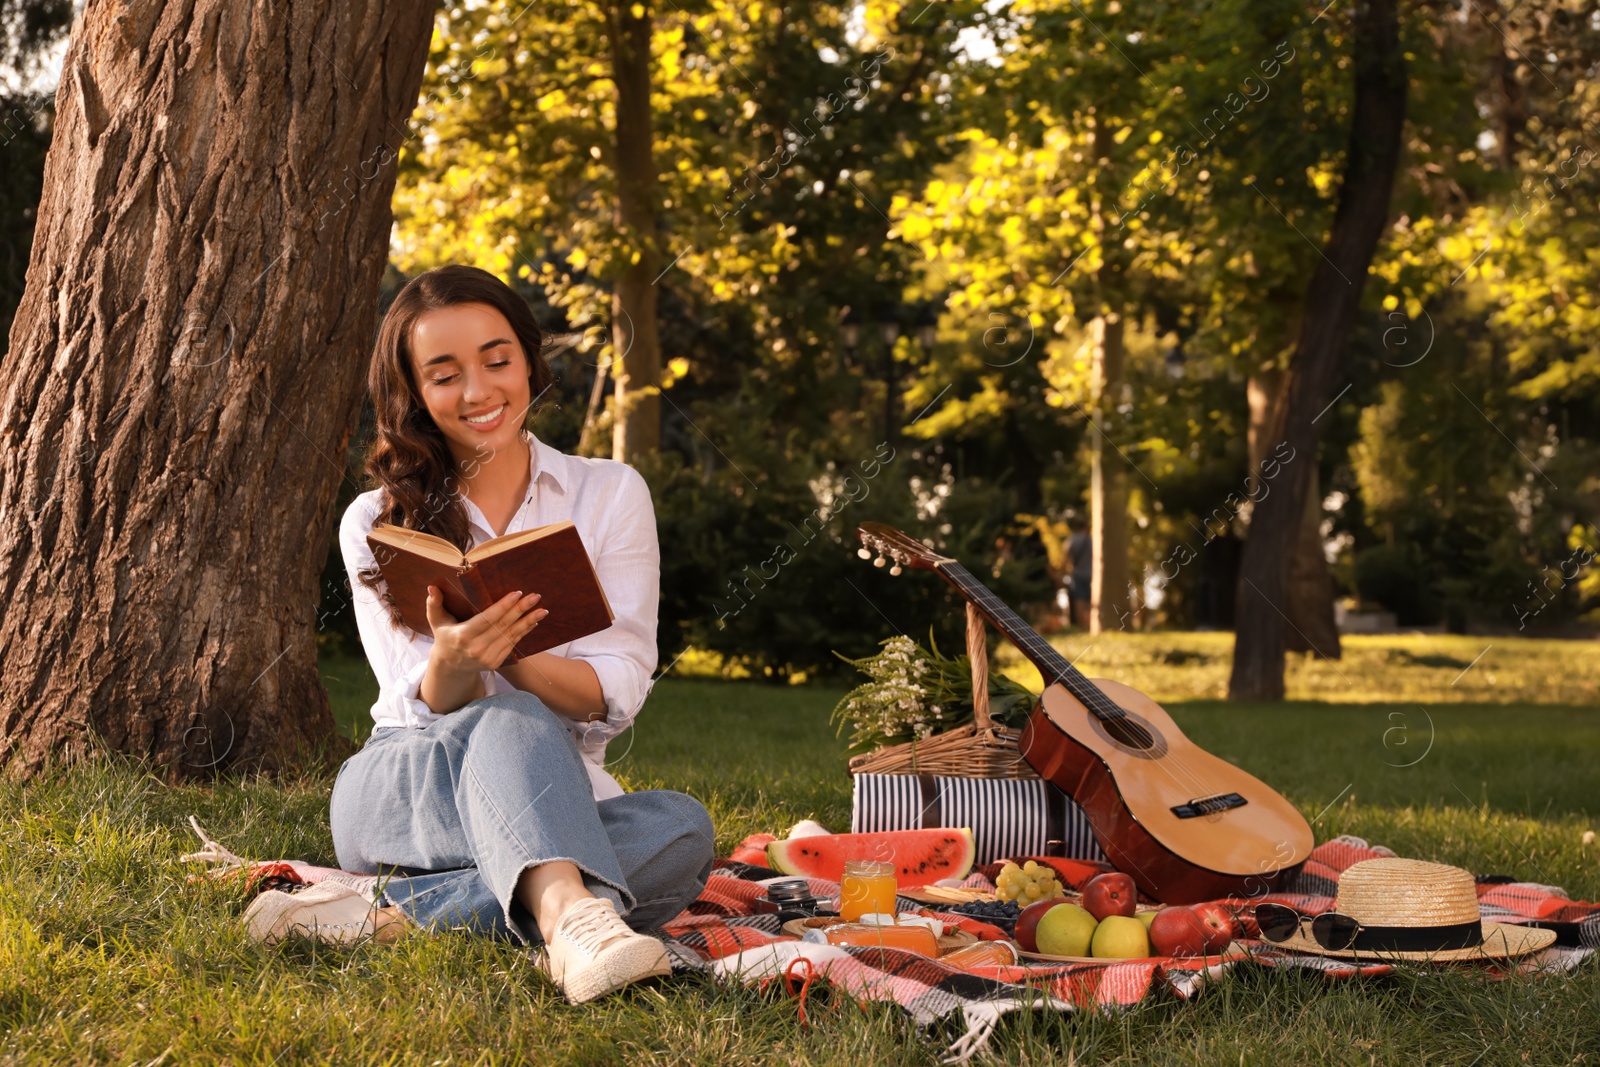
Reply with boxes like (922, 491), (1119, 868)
(967, 602), (991, 731)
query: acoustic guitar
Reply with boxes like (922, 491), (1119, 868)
(857, 522), (1314, 904)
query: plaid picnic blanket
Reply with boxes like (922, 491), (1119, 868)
(183, 820), (1600, 1065)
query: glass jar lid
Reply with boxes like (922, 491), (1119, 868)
(842, 859), (896, 877)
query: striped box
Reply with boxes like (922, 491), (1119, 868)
(850, 772), (1106, 866)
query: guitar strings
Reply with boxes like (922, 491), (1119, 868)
(872, 538), (1234, 809)
(948, 563), (1235, 809)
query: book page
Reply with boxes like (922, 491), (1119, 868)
(463, 519), (574, 564)
(368, 523), (466, 566)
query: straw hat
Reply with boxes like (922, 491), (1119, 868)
(1267, 858), (1556, 961)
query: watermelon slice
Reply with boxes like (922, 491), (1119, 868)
(730, 832), (777, 867)
(766, 828), (976, 888)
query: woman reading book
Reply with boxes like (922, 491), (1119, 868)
(258, 265), (713, 1003)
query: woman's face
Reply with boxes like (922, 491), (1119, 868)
(408, 302), (533, 467)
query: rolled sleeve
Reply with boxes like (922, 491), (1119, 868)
(565, 467), (659, 750)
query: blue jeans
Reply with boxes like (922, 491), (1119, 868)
(329, 689), (714, 946)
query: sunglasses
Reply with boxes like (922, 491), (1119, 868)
(1253, 902), (1485, 953)
(1254, 902), (1362, 950)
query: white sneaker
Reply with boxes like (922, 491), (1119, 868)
(243, 881), (411, 946)
(541, 896), (671, 1003)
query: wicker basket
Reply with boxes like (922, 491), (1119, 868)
(846, 602), (1040, 781)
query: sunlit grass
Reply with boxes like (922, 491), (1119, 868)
(990, 631), (1600, 706)
(0, 644), (1594, 1064)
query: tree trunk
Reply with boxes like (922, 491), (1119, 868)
(1247, 369), (1341, 658)
(1088, 112), (1131, 635)
(1090, 311), (1131, 634)
(607, 0), (661, 462)
(1230, 0), (1405, 700)
(0, 0), (436, 779)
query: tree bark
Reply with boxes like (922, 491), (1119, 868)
(1090, 311), (1131, 634)
(1247, 369), (1341, 658)
(607, 0), (661, 462)
(1088, 112), (1131, 635)
(0, 0), (437, 778)
(1229, 0), (1405, 700)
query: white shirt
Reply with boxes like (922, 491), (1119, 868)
(338, 429), (660, 801)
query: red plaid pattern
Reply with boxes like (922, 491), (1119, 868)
(207, 835), (1598, 1063)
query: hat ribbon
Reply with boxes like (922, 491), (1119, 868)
(1343, 918), (1483, 952)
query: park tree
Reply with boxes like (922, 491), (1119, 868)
(392, 0), (1024, 675)
(1229, 0), (1406, 700)
(1360, 0), (1600, 631)
(0, 0), (437, 777)
(891, 0), (1182, 636)
(892, 0), (1356, 642)
(393, 1), (982, 464)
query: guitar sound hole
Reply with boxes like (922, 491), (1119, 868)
(1087, 707), (1169, 759)
(1103, 714), (1155, 750)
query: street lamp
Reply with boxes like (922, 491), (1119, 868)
(837, 300), (944, 442)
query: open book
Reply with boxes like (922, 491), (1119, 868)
(366, 520), (615, 661)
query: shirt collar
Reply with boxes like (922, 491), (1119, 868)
(524, 429), (569, 493)
(459, 430), (568, 542)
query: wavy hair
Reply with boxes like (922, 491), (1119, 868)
(354, 265), (554, 626)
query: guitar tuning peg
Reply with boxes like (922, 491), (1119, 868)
(873, 555), (886, 568)
(857, 547), (871, 560)
(889, 563), (903, 576)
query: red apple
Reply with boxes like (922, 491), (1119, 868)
(1190, 902), (1237, 952)
(1014, 898), (1069, 953)
(1080, 872), (1137, 921)
(1147, 906), (1212, 957)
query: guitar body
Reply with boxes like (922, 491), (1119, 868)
(1020, 679), (1315, 903)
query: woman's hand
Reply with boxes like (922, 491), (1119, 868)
(424, 586), (549, 679)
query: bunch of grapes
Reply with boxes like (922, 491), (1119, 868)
(994, 860), (1065, 904)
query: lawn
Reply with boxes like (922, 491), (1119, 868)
(2, 635), (1597, 1064)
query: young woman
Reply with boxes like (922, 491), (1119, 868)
(279, 265), (711, 1003)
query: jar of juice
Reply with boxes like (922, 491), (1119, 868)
(839, 860), (898, 921)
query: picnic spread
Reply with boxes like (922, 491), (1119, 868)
(184, 819), (1600, 1064)
(182, 522), (1600, 1062)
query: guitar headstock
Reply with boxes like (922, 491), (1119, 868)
(856, 522), (955, 576)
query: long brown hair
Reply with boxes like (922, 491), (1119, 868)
(355, 265), (554, 626)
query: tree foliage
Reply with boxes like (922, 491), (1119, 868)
(366, 0), (1600, 675)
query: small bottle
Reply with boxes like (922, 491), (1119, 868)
(822, 922), (941, 957)
(839, 860), (899, 922)
(939, 939), (1020, 971)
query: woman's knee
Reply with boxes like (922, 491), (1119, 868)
(656, 792), (715, 871)
(460, 689), (568, 742)
(673, 792), (714, 847)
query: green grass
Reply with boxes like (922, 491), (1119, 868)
(993, 631), (1600, 706)
(2, 635), (1597, 1064)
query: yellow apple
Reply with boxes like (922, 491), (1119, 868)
(1090, 914), (1151, 959)
(1137, 909), (1159, 929)
(1035, 902), (1098, 957)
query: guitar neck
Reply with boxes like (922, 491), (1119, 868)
(935, 561), (1126, 722)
